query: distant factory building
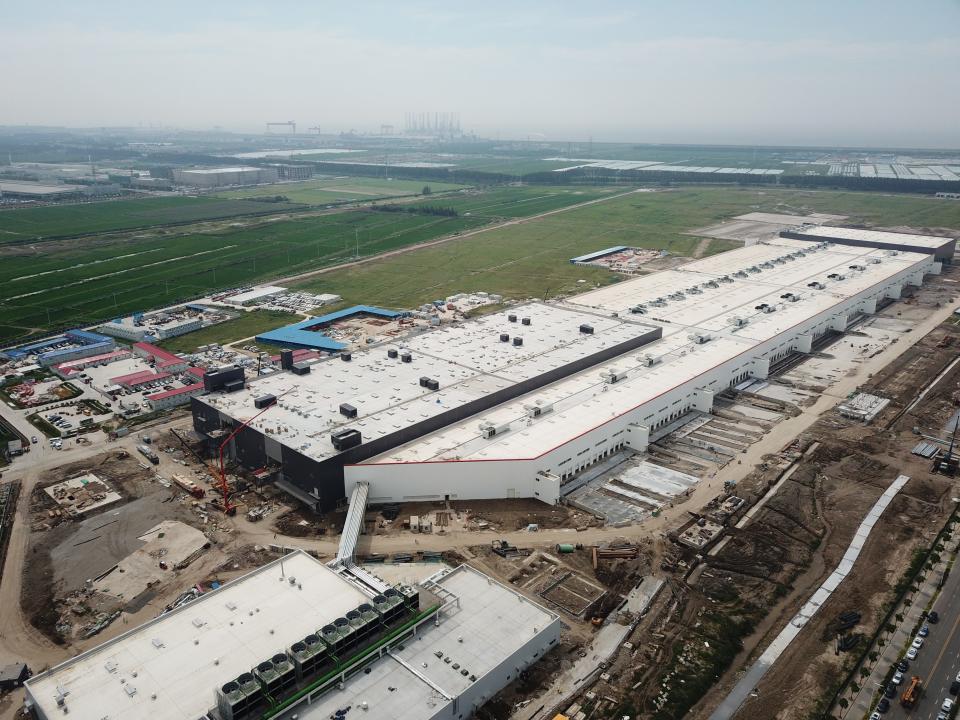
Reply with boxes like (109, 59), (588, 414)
(0, 180), (83, 200)
(223, 286), (287, 307)
(172, 167), (279, 187)
(780, 226), (957, 263)
(274, 164), (314, 181)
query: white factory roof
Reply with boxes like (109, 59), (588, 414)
(0, 180), (83, 195)
(179, 166), (262, 174)
(369, 239), (931, 463)
(225, 285), (288, 304)
(26, 552), (370, 720)
(200, 303), (658, 463)
(789, 225), (954, 250)
(279, 564), (560, 720)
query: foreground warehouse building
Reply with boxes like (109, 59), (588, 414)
(25, 551), (560, 720)
(193, 235), (944, 510)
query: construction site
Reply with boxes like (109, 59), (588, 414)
(1, 222), (960, 720)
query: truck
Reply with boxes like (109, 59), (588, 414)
(901, 676), (922, 708)
(172, 473), (204, 499)
(137, 444), (159, 465)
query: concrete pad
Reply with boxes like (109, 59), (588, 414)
(93, 520), (209, 602)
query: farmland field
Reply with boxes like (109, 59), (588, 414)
(293, 186), (960, 309)
(0, 186), (612, 344)
(216, 176), (467, 205)
(0, 196), (304, 243)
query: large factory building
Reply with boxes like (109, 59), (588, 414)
(25, 551), (560, 720)
(192, 236), (942, 511)
(172, 167), (279, 187)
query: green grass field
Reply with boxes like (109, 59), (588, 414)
(0, 186), (611, 344)
(158, 310), (298, 353)
(215, 176), (468, 205)
(293, 186), (960, 309)
(0, 196), (304, 243)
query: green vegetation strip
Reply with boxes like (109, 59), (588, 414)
(262, 603), (441, 719)
(26, 413), (60, 438)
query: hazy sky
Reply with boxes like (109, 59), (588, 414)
(3, 0), (959, 148)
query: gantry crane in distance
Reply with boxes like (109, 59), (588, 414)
(266, 121), (296, 134)
(211, 390), (288, 515)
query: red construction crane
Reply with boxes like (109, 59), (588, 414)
(212, 393), (285, 515)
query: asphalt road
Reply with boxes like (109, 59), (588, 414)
(877, 555), (960, 720)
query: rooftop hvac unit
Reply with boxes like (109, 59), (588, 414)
(508, 314), (517, 322)
(521, 317), (531, 326)
(760, 261), (774, 269)
(289, 634), (329, 680)
(401, 352), (412, 363)
(216, 672), (262, 720)
(888, 250), (900, 256)
(630, 304), (647, 315)
(512, 336), (523, 347)
(254, 394), (276, 410)
(747, 266), (761, 273)
(669, 291), (685, 300)
(387, 348), (398, 359)
(339, 403), (358, 418)
(579, 324), (594, 334)
(733, 271), (748, 279)
(291, 363), (311, 375)
(704, 280), (720, 289)
(771, 257), (785, 265)
(807, 281), (826, 290)
(331, 428), (362, 451)
(254, 653), (296, 697)
(848, 264), (865, 271)
(754, 303), (775, 314)
(524, 401), (554, 418)
(642, 353), (660, 367)
(826, 273), (846, 281)
(499, 333), (510, 342)
(869, 258), (882, 264)
(687, 286), (702, 294)
(719, 275), (734, 283)
(731, 316), (748, 328)
(479, 421), (510, 439)
(689, 333), (711, 344)
(341, 352), (352, 362)
(602, 369), (628, 384)
(649, 297), (666, 307)
(780, 292), (800, 302)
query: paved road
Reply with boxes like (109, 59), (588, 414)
(881, 547), (960, 720)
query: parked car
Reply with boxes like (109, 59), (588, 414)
(897, 659), (910, 672)
(943, 698), (955, 713)
(871, 713), (882, 720)
(950, 681), (960, 695)
(919, 624), (930, 637)
(893, 671), (904, 685)
(912, 636), (924, 649)
(30, 436), (37, 444)
(906, 647), (919, 660)
(928, 611), (940, 623)
(885, 684), (897, 698)
(878, 698), (890, 713)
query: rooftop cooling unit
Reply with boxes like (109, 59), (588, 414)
(747, 266), (761, 273)
(521, 317), (531, 326)
(630, 304), (647, 315)
(289, 634), (329, 681)
(869, 258), (882, 264)
(687, 286), (702, 295)
(760, 261), (775, 269)
(642, 353), (660, 367)
(780, 292), (800, 302)
(719, 275), (734, 283)
(826, 273), (846, 281)
(479, 421), (510, 439)
(669, 291), (685, 301)
(807, 281), (826, 290)
(704, 280), (720, 289)
(254, 653), (296, 697)
(602, 369), (628, 384)
(689, 333), (711, 344)
(731, 316), (748, 328)
(734, 271), (748, 279)
(848, 264), (865, 271)
(524, 401), (554, 418)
